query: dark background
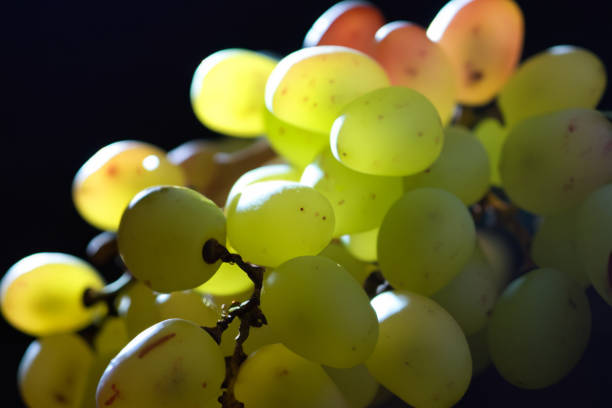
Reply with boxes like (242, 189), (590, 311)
(2, 0), (611, 406)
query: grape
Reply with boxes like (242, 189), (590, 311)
(575, 184), (612, 305)
(366, 290), (472, 408)
(190, 48), (278, 137)
(403, 125), (490, 205)
(118, 185), (226, 292)
(261, 255), (378, 368)
(234, 343), (349, 408)
(94, 316), (129, 356)
(116, 281), (161, 340)
(487, 268), (591, 389)
(301, 147), (403, 235)
(1, 252), (106, 336)
(340, 227), (378, 262)
(73, 140), (185, 232)
(195, 261), (254, 306)
(156, 290), (219, 327)
(427, 0), (524, 105)
(319, 239), (371, 284)
(377, 188), (476, 295)
(323, 364), (379, 408)
(499, 108), (612, 215)
(265, 45), (390, 134)
(331, 86), (444, 176)
(96, 318), (225, 408)
(374, 21), (457, 124)
(226, 180), (334, 267)
(498, 45), (607, 126)
(242, 322), (280, 356)
(476, 228), (517, 294)
(80, 351), (116, 408)
(466, 327), (491, 376)
(18, 333), (93, 408)
(303, 1), (385, 56)
(474, 117), (506, 187)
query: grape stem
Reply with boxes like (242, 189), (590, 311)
(82, 271), (135, 315)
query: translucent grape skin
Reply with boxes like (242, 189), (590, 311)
(474, 117), (506, 186)
(318, 239), (371, 285)
(340, 227), (378, 263)
(331, 86), (444, 176)
(323, 364), (379, 408)
(73, 140), (186, 232)
(195, 261), (254, 307)
(487, 268), (591, 389)
(0, 252), (106, 336)
(377, 188), (476, 295)
(155, 290), (219, 327)
(261, 256), (379, 368)
(118, 185), (226, 292)
(116, 281), (161, 340)
(499, 108), (612, 215)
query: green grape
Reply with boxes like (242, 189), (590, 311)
(340, 227), (378, 262)
(118, 185), (226, 292)
(116, 281), (161, 340)
(499, 108), (612, 215)
(498, 45), (607, 126)
(80, 351), (116, 408)
(18, 333), (94, 408)
(195, 261), (254, 307)
(1, 252), (106, 336)
(377, 188), (476, 295)
(265, 45), (390, 134)
(487, 268), (591, 389)
(476, 228), (517, 294)
(467, 327), (492, 376)
(575, 184), (612, 305)
(532, 210), (590, 287)
(219, 317), (241, 357)
(403, 126), (490, 205)
(366, 290), (472, 408)
(156, 290), (219, 327)
(474, 117), (507, 186)
(242, 321), (280, 356)
(226, 181), (334, 267)
(331, 86), (444, 176)
(96, 318), (225, 408)
(323, 364), (379, 408)
(301, 147), (403, 235)
(234, 343), (349, 408)
(73, 140), (185, 232)
(190, 48), (278, 137)
(319, 239), (371, 284)
(94, 316), (129, 356)
(261, 256), (378, 368)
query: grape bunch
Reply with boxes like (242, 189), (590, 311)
(2, 1), (611, 407)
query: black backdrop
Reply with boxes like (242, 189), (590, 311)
(2, 1), (611, 406)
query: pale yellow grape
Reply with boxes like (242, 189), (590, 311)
(190, 48), (278, 136)
(319, 239), (371, 284)
(0, 252), (106, 336)
(118, 185), (226, 292)
(467, 328), (492, 376)
(242, 322), (280, 356)
(96, 319), (225, 408)
(367, 290), (472, 408)
(403, 126), (490, 205)
(301, 148), (403, 235)
(73, 140), (185, 231)
(340, 227), (378, 262)
(331, 86), (444, 176)
(116, 281), (161, 340)
(261, 256), (378, 368)
(265, 45), (390, 134)
(476, 228), (517, 294)
(226, 181), (334, 267)
(323, 364), (379, 408)
(80, 351), (117, 408)
(94, 316), (129, 355)
(474, 117), (507, 186)
(234, 343), (349, 408)
(18, 333), (94, 408)
(377, 188), (476, 295)
(498, 45), (607, 126)
(219, 317), (241, 357)
(499, 108), (612, 215)
(155, 290), (219, 327)
(575, 184), (612, 305)
(195, 261), (254, 306)
(487, 268), (591, 389)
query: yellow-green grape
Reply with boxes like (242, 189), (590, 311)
(331, 86), (444, 176)
(73, 140), (186, 232)
(155, 290), (219, 327)
(242, 322), (280, 356)
(474, 117), (507, 186)
(323, 364), (379, 408)
(219, 317), (241, 357)
(118, 185), (226, 292)
(467, 328), (492, 376)
(575, 184), (612, 305)
(532, 210), (590, 287)
(403, 126), (490, 205)
(319, 239), (371, 285)
(377, 188), (476, 295)
(96, 318), (225, 408)
(498, 46), (607, 126)
(487, 268), (591, 389)
(265, 45), (390, 134)
(261, 256), (378, 368)
(264, 109), (330, 169)
(18, 333), (94, 408)
(499, 108), (612, 215)
(190, 48), (278, 137)
(340, 227), (378, 262)
(366, 290), (472, 408)
(80, 351), (117, 408)
(226, 181), (334, 267)
(234, 343), (350, 408)
(117, 281), (161, 340)
(94, 316), (129, 356)
(0, 252), (106, 336)
(431, 250), (498, 336)
(301, 148), (403, 235)
(476, 228), (517, 294)
(195, 261), (254, 307)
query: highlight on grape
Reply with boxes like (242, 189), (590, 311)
(3, 0), (611, 407)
